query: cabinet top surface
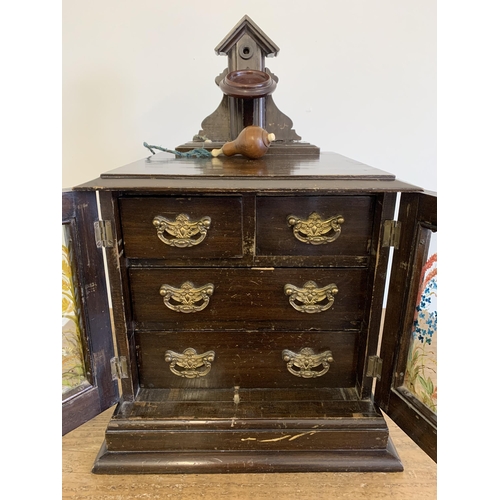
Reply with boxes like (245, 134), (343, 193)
(75, 152), (421, 193)
(101, 152), (394, 180)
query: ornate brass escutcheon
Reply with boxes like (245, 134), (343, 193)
(153, 213), (211, 247)
(159, 281), (214, 313)
(287, 212), (344, 245)
(284, 280), (338, 313)
(282, 347), (334, 378)
(164, 348), (216, 378)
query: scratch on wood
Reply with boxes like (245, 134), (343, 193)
(288, 431), (317, 441)
(259, 435), (292, 442)
(242, 430), (318, 443)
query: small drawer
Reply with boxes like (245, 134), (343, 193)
(129, 267), (369, 332)
(119, 196), (243, 259)
(256, 196), (374, 257)
(136, 331), (358, 389)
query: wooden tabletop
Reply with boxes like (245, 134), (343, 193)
(62, 406), (437, 499)
(74, 152), (421, 194)
(98, 152), (396, 180)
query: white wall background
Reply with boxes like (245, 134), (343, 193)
(63, 0), (436, 191)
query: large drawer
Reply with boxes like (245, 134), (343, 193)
(256, 196), (374, 257)
(136, 331), (358, 389)
(119, 196), (243, 259)
(129, 267), (369, 331)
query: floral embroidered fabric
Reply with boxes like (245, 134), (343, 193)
(404, 249), (437, 413)
(62, 227), (87, 395)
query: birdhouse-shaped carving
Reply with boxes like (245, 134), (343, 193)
(179, 15), (319, 155)
(215, 15), (279, 73)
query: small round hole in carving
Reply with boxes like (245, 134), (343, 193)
(239, 45), (254, 60)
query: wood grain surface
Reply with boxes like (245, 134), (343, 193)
(62, 406), (436, 500)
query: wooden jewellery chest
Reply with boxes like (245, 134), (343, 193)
(62, 16), (437, 474)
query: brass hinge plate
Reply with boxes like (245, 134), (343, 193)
(367, 355), (383, 379)
(94, 220), (113, 248)
(382, 220), (401, 249)
(110, 356), (129, 380)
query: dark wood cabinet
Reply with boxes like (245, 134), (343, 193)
(64, 151), (437, 472)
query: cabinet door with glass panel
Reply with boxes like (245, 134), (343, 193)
(376, 192), (437, 462)
(62, 190), (118, 435)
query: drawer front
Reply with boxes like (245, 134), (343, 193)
(119, 196), (243, 259)
(136, 331), (358, 389)
(256, 196), (374, 256)
(130, 267), (369, 331)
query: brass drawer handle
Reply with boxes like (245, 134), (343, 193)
(159, 281), (214, 313)
(165, 348), (215, 378)
(284, 280), (338, 313)
(282, 348), (333, 378)
(153, 213), (211, 248)
(287, 212), (344, 245)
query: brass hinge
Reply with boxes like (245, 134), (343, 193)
(382, 220), (401, 249)
(94, 220), (113, 248)
(110, 356), (129, 380)
(366, 355), (383, 379)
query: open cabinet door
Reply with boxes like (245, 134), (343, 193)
(375, 191), (437, 462)
(62, 190), (119, 435)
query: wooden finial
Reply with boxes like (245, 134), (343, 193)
(211, 126), (275, 159)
